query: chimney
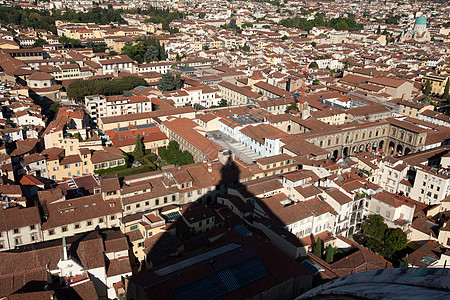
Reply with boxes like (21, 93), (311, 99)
(207, 161), (212, 172)
(62, 236), (68, 261)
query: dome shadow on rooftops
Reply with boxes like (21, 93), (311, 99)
(122, 151), (314, 300)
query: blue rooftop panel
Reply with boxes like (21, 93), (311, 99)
(172, 257), (269, 300)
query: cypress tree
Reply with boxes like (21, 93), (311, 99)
(325, 245), (334, 263)
(132, 134), (145, 159)
(313, 237), (322, 258)
(424, 79), (432, 96)
(443, 79), (449, 101)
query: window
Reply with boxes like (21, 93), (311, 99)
(130, 225), (138, 231)
(172, 195), (176, 202)
(136, 204), (140, 208)
(48, 230), (55, 236)
(87, 221), (92, 226)
(145, 201), (149, 206)
(110, 215), (115, 220)
(155, 199), (159, 205)
(164, 197), (168, 203)
(74, 224), (80, 229)
(98, 218), (104, 223)
(14, 237), (21, 246)
(61, 226), (68, 232)
(13, 228), (19, 234)
(199, 221), (202, 227)
(386, 211), (390, 218)
(376, 206), (380, 213)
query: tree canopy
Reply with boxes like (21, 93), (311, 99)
(158, 72), (183, 92)
(285, 102), (299, 113)
(443, 79), (449, 101)
(0, 6), (184, 34)
(132, 134), (145, 159)
(424, 80), (432, 96)
(313, 237), (322, 258)
(325, 244), (334, 263)
(121, 37), (166, 64)
(360, 214), (407, 259)
(67, 76), (147, 102)
(158, 141), (194, 166)
(141, 7), (184, 31)
(49, 101), (61, 114)
(309, 61), (319, 69)
(58, 36), (80, 45)
(279, 14), (362, 32)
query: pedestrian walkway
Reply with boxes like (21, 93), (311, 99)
(209, 132), (263, 164)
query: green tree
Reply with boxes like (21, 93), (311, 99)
(443, 79), (449, 101)
(343, 60), (351, 69)
(325, 245), (334, 263)
(58, 36), (70, 44)
(179, 150), (194, 165)
(160, 43), (166, 60)
(218, 99), (227, 107)
(285, 102), (299, 113)
(199, 12), (206, 19)
(313, 237), (322, 258)
(424, 79), (432, 96)
(49, 101), (61, 114)
(382, 229), (407, 259)
(33, 38), (46, 47)
(67, 76), (147, 102)
(158, 141), (194, 166)
(362, 214), (387, 241)
(361, 214), (407, 260)
(158, 72), (183, 91)
(311, 41), (317, 47)
(93, 43), (108, 53)
(313, 79), (320, 85)
(229, 19), (237, 30)
(240, 43), (250, 51)
(309, 61), (319, 69)
(132, 134), (145, 159)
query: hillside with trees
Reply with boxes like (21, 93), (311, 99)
(279, 14), (362, 32)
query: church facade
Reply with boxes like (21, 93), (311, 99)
(399, 15), (431, 43)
